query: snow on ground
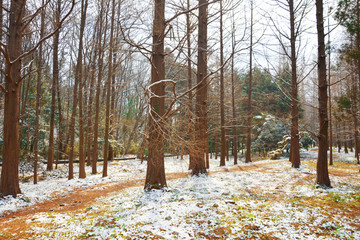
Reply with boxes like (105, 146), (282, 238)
(0, 155), (191, 215)
(1, 149), (360, 239)
(24, 158), (360, 239)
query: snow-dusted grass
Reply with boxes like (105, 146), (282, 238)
(0, 155), (191, 215)
(1, 150), (360, 239)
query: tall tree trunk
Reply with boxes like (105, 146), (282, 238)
(355, 0), (360, 165)
(48, 0), (61, 171)
(354, 116), (359, 162)
(68, 0), (87, 180)
(215, 133), (218, 159)
(103, 0), (116, 178)
(219, 0), (226, 167)
(19, 66), (32, 154)
(56, 63), (64, 169)
(225, 130), (229, 161)
(245, 0), (253, 164)
(344, 124), (348, 153)
(231, 18), (237, 165)
(144, 0), (167, 191)
(192, 0), (208, 175)
(316, 0), (331, 187)
(92, 2), (107, 174)
(33, 2), (45, 184)
(0, 0), (25, 197)
(289, 0), (300, 168)
(109, 0), (121, 159)
(328, 16), (333, 166)
(67, 73), (79, 179)
(78, 0), (88, 179)
(0, 0), (2, 121)
(187, 0), (195, 170)
(86, 42), (97, 167)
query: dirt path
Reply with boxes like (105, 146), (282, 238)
(0, 161), (282, 237)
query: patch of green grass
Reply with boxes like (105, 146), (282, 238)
(21, 196), (31, 203)
(330, 194), (346, 203)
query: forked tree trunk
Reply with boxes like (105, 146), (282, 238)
(192, 0), (208, 175)
(316, 0), (331, 187)
(144, 0), (167, 191)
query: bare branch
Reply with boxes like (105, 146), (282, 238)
(21, 0), (51, 35)
(165, 0), (219, 25)
(0, 84), (6, 94)
(0, 43), (10, 62)
(11, 0), (75, 66)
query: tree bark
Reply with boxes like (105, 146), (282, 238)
(144, 0), (167, 191)
(78, 0), (88, 179)
(355, 0), (360, 164)
(85, 41), (97, 167)
(33, 2), (45, 184)
(55, 60), (64, 169)
(103, 0), (116, 178)
(92, 2), (107, 174)
(231, 17), (237, 165)
(187, 0), (195, 170)
(219, 0), (226, 167)
(48, 0), (61, 171)
(316, 0), (331, 187)
(0, 0), (25, 197)
(192, 0), (208, 175)
(289, 0), (300, 168)
(68, 0), (87, 180)
(19, 65), (32, 156)
(328, 17), (333, 166)
(245, 0), (253, 164)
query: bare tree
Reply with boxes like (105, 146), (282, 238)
(48, 0), (62, 171)
(68, 0), (88, 180)
(187, 0), (195, 170)
(145, 0), (167, 190)
(230, 13), (237, 165)
(103, 0), (116, 178)
(92, 0), (108, 174)
(192, 0), (208, 175)
(33, 0), (46, 184)
(245, 0), (254, 164)
(316, 0), (331, 187)
(78, 0), (89, 179)
(219, 0), (226, 167)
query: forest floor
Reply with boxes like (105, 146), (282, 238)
(0, 149), (359, 239)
